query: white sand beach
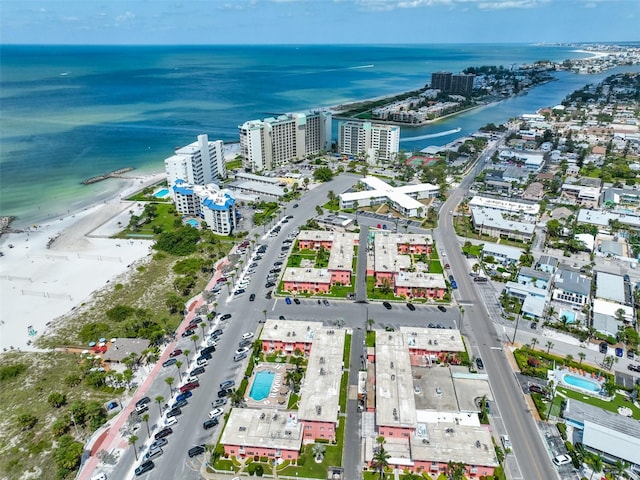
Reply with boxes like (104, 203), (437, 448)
(0, 173), (165, 352)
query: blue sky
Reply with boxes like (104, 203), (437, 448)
(1, 0), (638, 45)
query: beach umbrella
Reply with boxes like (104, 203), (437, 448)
(89, 342), (96, 347)
(110, 338), (117, 343)
(99, 337), (106, 343)
(82, 349), (89, 354)
(98, 342), (105, 347)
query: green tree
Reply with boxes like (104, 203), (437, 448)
(129, 434), (139, 461)
(372, 443), (390, 479)
(578, 352), (586, 366)
(16, 412), (37, 431)
(53, 434), (83, 477)
(155, 395), (165, 415)
(545, 340), (554, 354)
(142, 413), (151, 437)
(445, 461), (468, 480)
(312, 442), (326, 461)
(191, 334), (200, 351)
(175, 361), (183, 381)
(165, 377), (175, 397)
(587, 453), (604, 480)
(48, 392), (67, 408)
(313, 166), (334, 182)
(230, 389), (244, 407)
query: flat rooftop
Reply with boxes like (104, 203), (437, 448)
(220, 408), (303, 451)
(375, 331), (417, 428)
(469, 195), (540, 216)
(297, 328), (345, 424)
(282, 267), (331, 284)
(399, 327), (465, 353)
(595, 271), (626, 303)
(260, 319), (320, 344)
(411, 366), (458, 412)
(373, 232), (433, 273)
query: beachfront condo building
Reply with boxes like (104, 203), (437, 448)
(337, 121), (400, 163)
(171, 180), (237, 235)
(238, 110), (332, 172)
(430, 71), (475, 96)
(164, 134), (226, 187)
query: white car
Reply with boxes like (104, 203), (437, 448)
(242, 332), (254, 340)
(501, 435), (512, 450)
(552, 454), (571, 466)
(164, 417), (178, 427)
(208, 408), (224, 419)
(235, 346), (249, 356)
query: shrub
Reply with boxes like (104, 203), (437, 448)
(557, 422), (567, 440)
(0, 363), (27, 382)
(297, 455), (306, 466)
(527, 356), (540, 367)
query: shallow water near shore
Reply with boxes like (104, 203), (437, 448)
(1, 44), (636, 226)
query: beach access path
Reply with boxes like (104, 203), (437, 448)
(0, 172), (165, 352)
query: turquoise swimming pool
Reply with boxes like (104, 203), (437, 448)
(560, 310), (576, 324)
(154, 188), (169, 198)
(249, 371), (275, 401)
(562, 373), (601, 393)
(186, 219), (199, 228)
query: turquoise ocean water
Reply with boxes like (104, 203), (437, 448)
(1, 44), (638, 227)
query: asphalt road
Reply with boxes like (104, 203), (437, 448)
(436, 168), (560, 480)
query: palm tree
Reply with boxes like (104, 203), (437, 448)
(587, 453), (604, 480)
(230, 388), (244, 407)
(312, 442), (326, 461)
(578, 352), (586, 366)
(165, 376), (175, 398)
(155, 395), (164, 415)
(371, 444), (390, 479)
(128, 434), (139, 461)
(175, 361), (183, 381)
(183, 349), (191, 363)
(545, 340), (554, 354)
(191, 334), (200, 351)
(142, 413), (151, 437)
(611, 459), (630, 479)
(200, 322), (207, 338)
(445, 461), (467, 480)
(530, 337), (539, 351)
(565, 354), (574, 366)
(367, 318), (375, 331)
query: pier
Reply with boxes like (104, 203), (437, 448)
(81, 167), (134, 185)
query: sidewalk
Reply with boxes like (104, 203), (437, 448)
(77, 260), (228, 480)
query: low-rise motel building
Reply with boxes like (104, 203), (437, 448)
(281, 231), (358, 294)
(362, 328), (498, 478)
(220, 320), (345, 460)
(369, 232), (447, 299)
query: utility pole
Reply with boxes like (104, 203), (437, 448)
(512, 314), (521, 345)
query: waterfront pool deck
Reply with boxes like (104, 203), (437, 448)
(244, 363), (290, 409)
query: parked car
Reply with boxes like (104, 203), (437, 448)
(211, 398), (227, 408)
(154, 427), (173, 440)
(249, 293), (256, 301)
(134, 461), (154, 476)
(188, 445), (206, 457)
(293, 298), (301, 305)
(181, 329), (195, 338)
(475, 357), (484, 370)
(234, 352), (247, 362)
(149, 438), (168, 451)
(501, 435), (512, 450)
(406, 303), (416, 311)
(220, 379), (235, 389)
(234, 288), (246, 296)
(529, 384), (547, 396)
(265, 281), (276, 288)
(285, 297), (292, 305)
(208, 408), (224, 419)
(179, 381), (199, 392)
(203, 418), (219, 430)
(383, 301), (392, 310)
(437, 306), (447, 312)
(552, 454), (571, 466)
(190, 366), (205, 376)
(175, 391), (192, 402)
(169, 349), (183, 358)
(171, 399), (188, 410)
(599, 342), (608, 354)
(200, 346), (215, 356)
(218, 388), (233, 398)
(220, 313), (232, 321)
(615, 347), (624, 357)
(166, 407), (182, 418)
(628, 364), (640, 372)
(242, 332), (254, 340)
(164, 416), (178, 427)
(211, 329), (223, 339)
(162, 358), (177, 368)
(238, 339), (252, 348)
(135, 396), (151, 408)
(323, 299), (330, 306)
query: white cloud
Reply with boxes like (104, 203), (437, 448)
(354, 0), (550, 11)
(115, 11), (135, 22)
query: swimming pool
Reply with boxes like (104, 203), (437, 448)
(561, 373), (601, 393)
(154, 188), (169, 198)
(186, 219), (199, 228)
(249, 371), (275, 401)
(559, 310), (576, 324)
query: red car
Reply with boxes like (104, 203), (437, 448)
(180, 381), (200, 393)
(169, 349), (183, 358)
(216, 277), (227, 283)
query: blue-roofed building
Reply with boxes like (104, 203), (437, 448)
(172, 181), (237, 236)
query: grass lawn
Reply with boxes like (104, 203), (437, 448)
(366, 331), (376, 347)
(115, 202), (180, 238)
(0, 352), (115, 480)
(366, 276), (402, 301)
(330, 284), (355, 298)
(225, 158), (242, 170)
(428, 260), (444, 274)
(556, 387), (640, 419)
(462, 244), (484, 258)
(343, 334), (352, 369)
(339, 372), (349, 412)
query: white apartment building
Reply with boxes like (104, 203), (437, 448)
(337, 121), (400, 163)
(164, 134), (226, 187)
(239, 111), (331, 172)
(171, 180), (237, 236)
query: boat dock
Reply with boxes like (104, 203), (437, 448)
(81, 167), (135, 185)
